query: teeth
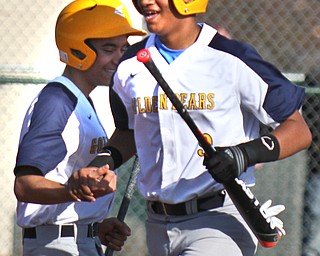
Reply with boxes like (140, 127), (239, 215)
(145, 11), (157, 16)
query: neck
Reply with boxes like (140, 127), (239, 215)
(158, 19), (201, 50)
(62, 66), (95, 97)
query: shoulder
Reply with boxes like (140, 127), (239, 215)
(36, 82), (77, 113)
(31, 82), (78, 128)
(115, 37), (150, 83)
(40, 82), (77, 105)
(209, 33), (259, 61)
(211, 34), (305, 123)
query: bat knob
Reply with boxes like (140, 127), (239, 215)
(258, 230), (282, 248)
(137, 49), (151, 63)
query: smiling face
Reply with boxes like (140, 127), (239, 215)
(83, 36), (128, 88)
(138, 0), (185, 36)
(137, 0), (200, 50)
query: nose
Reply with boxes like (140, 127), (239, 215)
(139, 0), (154, 9)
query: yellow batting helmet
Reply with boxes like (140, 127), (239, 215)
(172, 0), (208, 15)
(132, 0), (208, 16)
(56, 0), (147, 70)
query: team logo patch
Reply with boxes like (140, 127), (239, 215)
(115, 5), (125, 18)
(261, 136), (275, 150)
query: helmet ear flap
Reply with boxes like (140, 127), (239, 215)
(57, 37), (97, 71)
(70, 39), (97, 70)
(71, 49), (86, 61)
(172, 0), (208, 15)
(132, 0), (208, 16)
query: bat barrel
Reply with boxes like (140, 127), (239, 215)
(224, 179), (281, 247)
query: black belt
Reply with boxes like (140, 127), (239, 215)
(23, 223), (99, 239)
(149, 192), (225, 216)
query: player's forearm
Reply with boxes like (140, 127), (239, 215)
(209, 110), (311, 178)
(106, 128), (136, 165)
(88, 128), (136, 170)
(272, 110), (312, 159)
(14, 175), (75, 204)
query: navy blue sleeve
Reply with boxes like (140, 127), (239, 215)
(15, 83), (77, 175)
(210, 34), (305, 123)
(109, 86), (129, 130)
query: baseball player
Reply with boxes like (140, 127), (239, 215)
(94, 0), (312, 255)
(13, 1), (146, 255)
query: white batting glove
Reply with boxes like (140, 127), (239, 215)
(260, 199), (286, 236)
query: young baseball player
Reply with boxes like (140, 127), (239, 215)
(92, 0), (312, 255)
(13, 0), (146, 255)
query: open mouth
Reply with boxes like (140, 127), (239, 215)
(103, 69), (115, 78)
(106, 69), (115, 74)
(144, 10), (159, 21)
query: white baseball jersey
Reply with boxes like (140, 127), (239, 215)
(111, 23), (305, 204)
(15, 76), (113, 228)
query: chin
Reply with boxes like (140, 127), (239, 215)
(101, 76), (112, 86)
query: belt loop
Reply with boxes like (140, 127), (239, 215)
(58, 225), (62, 238)
(161, 202), (169, 216)
(74, 224), (78, 241)
(185, 198), (198, 214)
(147, 201), (153, 213)
(87, 223), (96, 237)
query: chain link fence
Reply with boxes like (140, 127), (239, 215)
(0, 0), (319, 255)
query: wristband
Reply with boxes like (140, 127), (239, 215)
(89, 149), (114, 169)
(238, 134), (280, 167)
(101, 146), (123, 169)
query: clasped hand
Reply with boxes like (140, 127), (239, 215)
(203, 146), (247, 183)
(66, 164), (116, 202)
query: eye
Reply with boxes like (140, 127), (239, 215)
(103, 47), (116, 54)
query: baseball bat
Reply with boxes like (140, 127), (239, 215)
(105, 154), (141, 256)
(136, 48), (282, 248)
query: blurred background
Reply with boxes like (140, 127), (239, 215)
(0, 0), (319, 255)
